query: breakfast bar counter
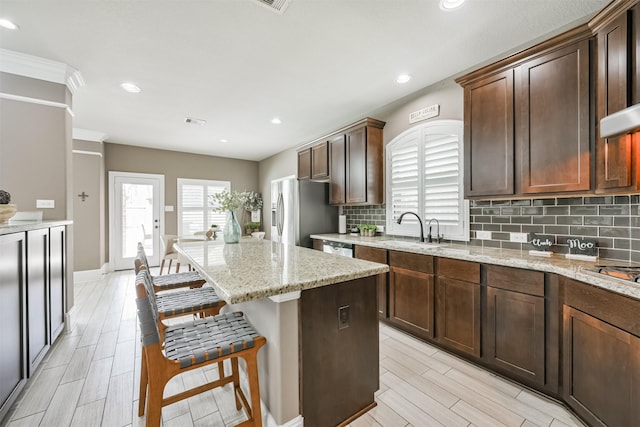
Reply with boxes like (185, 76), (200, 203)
(175, 238), (389, 427)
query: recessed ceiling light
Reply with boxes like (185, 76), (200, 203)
(220, 139), (228, 143)
(396, 74), (412, 84)
(0, 18), (19, 30)
(271, 117), (282, 125)
(120, 82), (141, 93)
(440, 0), (465, 11)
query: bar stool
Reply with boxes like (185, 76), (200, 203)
(135, 243), (205, 292)
(135, 282), (266, 427)
(159, 235), (180, 274)
(136, 269), (226, 340)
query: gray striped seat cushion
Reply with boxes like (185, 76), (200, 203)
(163, 312), (261, 368)
(156, 287), (223, 317)
(152, 271), (204, 289)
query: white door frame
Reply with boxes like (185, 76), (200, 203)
(108, 171), (165, 271)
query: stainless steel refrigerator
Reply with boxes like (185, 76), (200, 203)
(271, 175), (338, 248)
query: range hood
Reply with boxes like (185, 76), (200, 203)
(600, 103), (640, 138)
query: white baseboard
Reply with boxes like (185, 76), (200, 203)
(64, 305), (77, 333)
(73, 263), (109, 282)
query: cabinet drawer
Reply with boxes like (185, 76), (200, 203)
(354, 245), (387, 264)
(486, 265), (544, 297)
(437, 258), (479, 283)
(389, 251), (433, 274)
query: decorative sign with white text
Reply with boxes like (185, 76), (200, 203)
(409, 104), (440, 124)
(567, 237), (597, 256)
(530, 233), (554, 251)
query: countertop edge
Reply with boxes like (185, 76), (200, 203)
(0, 220), (73, 235)
(311, 233), (640, 301)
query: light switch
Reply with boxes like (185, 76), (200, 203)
(36, 199), (55, 208)
(164, 205), (174, 212)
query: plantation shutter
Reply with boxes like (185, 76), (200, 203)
(177, 179), (230, 236)
(423, 132), (460, 226)
(386, 129), (420, 235)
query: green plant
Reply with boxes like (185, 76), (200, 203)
(0, 190), (11, 204)
(209, 190), (243, 212)
(240, 191), (263, 212)
(210, 224), (219, 229)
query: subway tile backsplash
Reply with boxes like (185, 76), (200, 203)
(342, 195), (640, 263)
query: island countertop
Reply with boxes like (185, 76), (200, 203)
(174, 238), (389, 304)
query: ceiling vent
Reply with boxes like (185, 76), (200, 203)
(252, 0), (291, 14)
(184, 117), (207, 126)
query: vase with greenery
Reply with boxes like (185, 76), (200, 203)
(210, 190), (243, 244)
(0, 190), (17, 224)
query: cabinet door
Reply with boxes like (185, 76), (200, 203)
(519, 40), (591, 193)
(297, 149), (311, 180)
(389, 266), (434, 339)
(464, 69), (515, 197)
(486, 287), (545, 385)
(436, 277), (481, 357)
(27, 229), (50, 375)
(329, 135), (346, 205)
(0, 233), (27, 419)
(563, 306), (640, 427)
(596, 12), (638, 192)
(346, 127), (367, 204)
(355, 246), (388, 318)
(311, 141), (330, 180)
(50, 226), (65, 341)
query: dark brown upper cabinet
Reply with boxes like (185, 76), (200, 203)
(594, 4), (640, 192)
(457, 26), (593, 197)
(518, 39), (591, 194)
(463, 70), (515, 197)
(329, 118), (385, 206)
(297, 140), (330, 181)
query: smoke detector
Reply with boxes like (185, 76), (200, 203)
(252, 0), (291, 14)
(184, 117), (207, 126)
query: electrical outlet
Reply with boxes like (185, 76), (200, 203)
(36, 199), (55, 209)
(377, 225), (385, 233)
(510, 232), (529, 243)
(476, 230), (492, 240)
(338, 305), (350, 330)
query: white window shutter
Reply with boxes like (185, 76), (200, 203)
(177, 179), (230, 236)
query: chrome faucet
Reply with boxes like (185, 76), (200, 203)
(427, 218), (441, 243)
(397, 212), (424, 243)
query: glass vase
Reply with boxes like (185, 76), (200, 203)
(223, 210), (241, 244)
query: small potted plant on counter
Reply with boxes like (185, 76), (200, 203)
(0, 190), (17, 224)
(358, 224), (377, 237)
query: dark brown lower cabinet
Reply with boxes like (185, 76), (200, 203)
(436, 258), (481, 357)
(388, 251), (434, 339)
(354, 245), (388, 319)
(563, 277), (640, 427)
(485, 265), (548, 389)
(0, 233), (27, 421)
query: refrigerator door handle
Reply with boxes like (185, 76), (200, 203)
(277, 193), (284, 236)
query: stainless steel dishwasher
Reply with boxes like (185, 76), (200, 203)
(322, 240), (353, 257)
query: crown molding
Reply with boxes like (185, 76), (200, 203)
(0, 48), (85, 94)
(73, 128), (108, 142)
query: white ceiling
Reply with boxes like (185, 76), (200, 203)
(0, 0), (609, 161)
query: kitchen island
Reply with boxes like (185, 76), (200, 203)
(175, 238), (389, 427)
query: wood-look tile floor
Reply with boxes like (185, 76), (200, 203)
(3, 270), (586, 427)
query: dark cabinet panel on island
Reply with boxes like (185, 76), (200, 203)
(388, 251), (434, 339)
(50, 226), (66, 341)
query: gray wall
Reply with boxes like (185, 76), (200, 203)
(104, 143), (260, 259)
(73, 140), (105, 271)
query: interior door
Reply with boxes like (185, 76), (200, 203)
(109, 172), (164, 271)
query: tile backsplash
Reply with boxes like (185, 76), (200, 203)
(343, 195), (640, 263)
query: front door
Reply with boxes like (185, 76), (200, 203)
(109, 172), (164, 271)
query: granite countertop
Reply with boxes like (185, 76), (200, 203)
(0, 220), (73, 235)
(311, 233), (640, 301)
(174, 238), (389, 304)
